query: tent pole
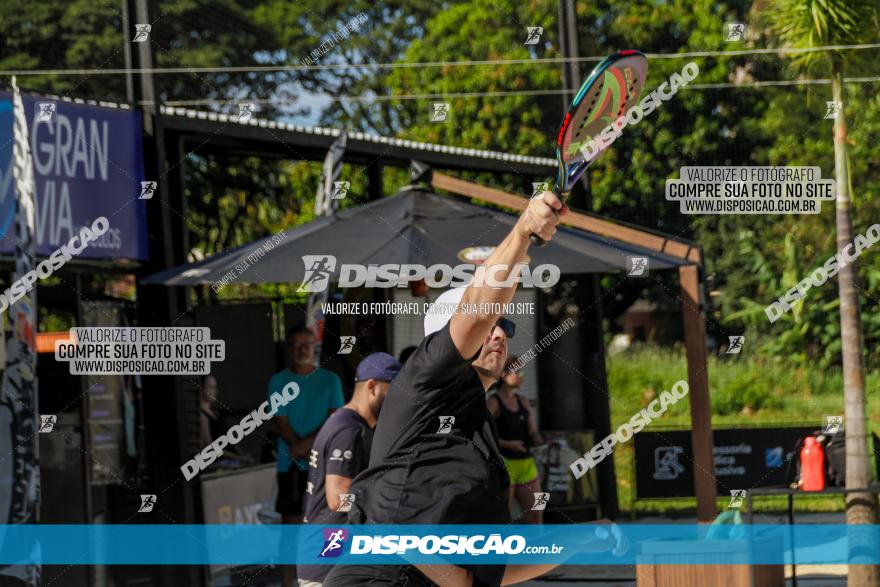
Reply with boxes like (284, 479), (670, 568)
(679, 263), (717, 522)
(367, 160), (383, 201)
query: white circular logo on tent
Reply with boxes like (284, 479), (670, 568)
(457, 246), (530, 265)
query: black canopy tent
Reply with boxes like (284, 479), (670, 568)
(144, 187), (689, 286)
(145, 184), (693, 521)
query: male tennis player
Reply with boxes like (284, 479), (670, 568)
(322, 192), (604, 586)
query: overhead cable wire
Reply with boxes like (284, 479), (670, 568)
(2, 42), (880, 76)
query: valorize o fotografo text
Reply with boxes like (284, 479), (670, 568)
(322, 301), (536, 316)
(54, 327), (225, 375)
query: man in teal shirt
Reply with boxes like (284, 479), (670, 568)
(270, 326), (343, 587)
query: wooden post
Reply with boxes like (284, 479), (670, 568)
(679, 263), (716, 521)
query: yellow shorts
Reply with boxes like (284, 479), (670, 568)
(504, 456), (539, 486)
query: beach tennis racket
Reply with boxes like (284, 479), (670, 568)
(531, 50), (649, 246)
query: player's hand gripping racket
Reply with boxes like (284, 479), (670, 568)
(530, 50), (649, 246)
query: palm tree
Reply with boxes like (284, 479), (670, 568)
(766, 1), (879, 584)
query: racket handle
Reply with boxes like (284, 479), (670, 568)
(528, 185), (568, 247)
(529, 233), (547, 247)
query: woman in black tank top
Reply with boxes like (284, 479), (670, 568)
(487, 358), (545, 523)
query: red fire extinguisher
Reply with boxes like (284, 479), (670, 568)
(800, 436), (826, 491)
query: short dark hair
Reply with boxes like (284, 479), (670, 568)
(286, 325), (314, 340)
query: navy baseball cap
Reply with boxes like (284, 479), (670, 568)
(355, 352), (403, 383)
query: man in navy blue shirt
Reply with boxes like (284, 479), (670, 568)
(298, 352), (402, 586)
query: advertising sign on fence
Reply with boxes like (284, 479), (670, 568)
(634, 427), (817, 498)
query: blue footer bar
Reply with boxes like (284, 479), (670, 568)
(0, 524), (878, 565)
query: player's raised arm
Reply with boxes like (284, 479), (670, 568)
(449, 191), (567, 359)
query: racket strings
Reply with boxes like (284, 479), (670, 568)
(559, 54), (648, 167)
(574, 89), (602, 137)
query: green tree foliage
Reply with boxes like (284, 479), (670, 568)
(557, 0), (880, 370)
(0, 0), (282, 104)
(376, 0), (559, 155)
(3, 0), (879, 370)
(0, 0), (124, 98)
(715, 0), (880, 370)
(252, 0), (437, 131)
(765, 3), (880, 578)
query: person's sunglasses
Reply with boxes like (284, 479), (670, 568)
(495, 317), (516, 339)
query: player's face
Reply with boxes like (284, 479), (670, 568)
(472, 325), (508, 378)
(368, 380), (391, 417)
(287, 333), (316, 366)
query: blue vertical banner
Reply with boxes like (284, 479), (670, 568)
(0, 92), (148, 261)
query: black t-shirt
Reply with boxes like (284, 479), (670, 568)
(300, 407), (371, 582)
(343, 323), (511, 586)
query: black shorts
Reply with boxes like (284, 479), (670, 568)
(275, 469), (308, 517)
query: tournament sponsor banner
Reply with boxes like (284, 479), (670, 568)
(0, 524), (879, 565)
(201, 463), (278, 575)
(634, 426), (815, 499)
(0, 94), (148, 260)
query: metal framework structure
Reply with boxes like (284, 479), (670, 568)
(160, 106), (558, 175)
